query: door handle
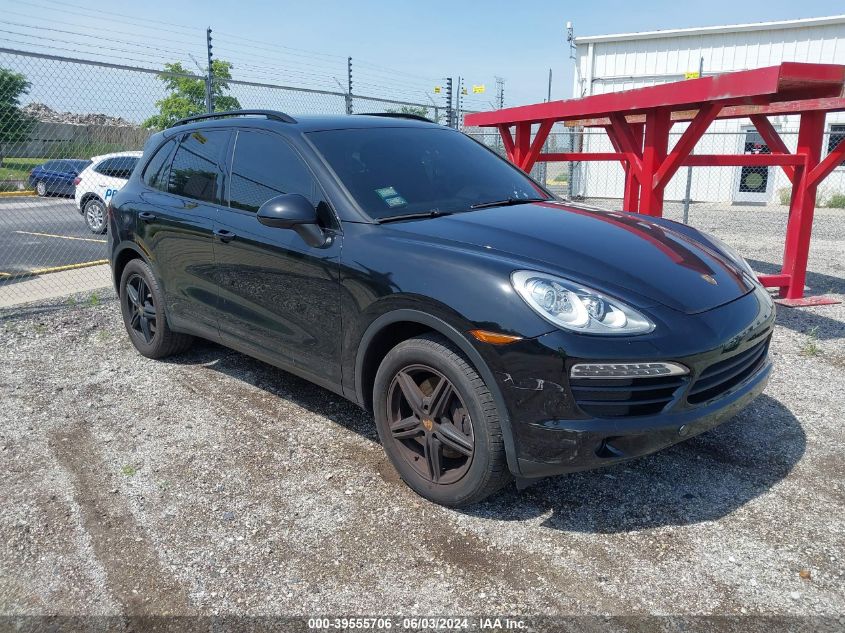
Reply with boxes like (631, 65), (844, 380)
(138, 211), (156, 223)
(214, 228), (237, 243)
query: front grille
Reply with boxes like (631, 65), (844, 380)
(687, 338), (770, 405)
(569, 375), (687, 418)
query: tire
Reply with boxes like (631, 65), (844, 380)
(36, 180), (47, 197)
(84, 198), (107, 234)
(373, 333), (511, 507)
(119, 259), (194, 359)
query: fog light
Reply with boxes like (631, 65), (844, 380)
(570, 362), (689, 379)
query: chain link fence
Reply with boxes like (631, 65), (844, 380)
(0, 48), (464, 308)
(1, 47), (843, 309)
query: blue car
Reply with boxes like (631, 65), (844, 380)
(28, 159), (92, 197)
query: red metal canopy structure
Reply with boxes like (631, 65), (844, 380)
(465, 63), (845, 306)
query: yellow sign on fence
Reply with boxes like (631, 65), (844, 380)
(472, 84), (486, 94)
(684, 71), (700, 80)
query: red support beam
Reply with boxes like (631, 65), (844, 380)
(514, 122), (531, 169)
(497, 125), (516, 163)
(537, 152), (626, 161)
(807, 137), (845, 187)
(758, 273), (792, 288)
(639, 108), (671, 216)
(602, 124), (631, 170)
(623, 124), (643, 212)
(780, 111), (826, 300)
(520, 120), (553, 172)
(465, 63), (845, 128)
(532, 153), (804, 166)
(682, 154), (805, 167)
(654, 103), (722, 189)
(608, 114), (644, 182)
(750, 115), (796, 183)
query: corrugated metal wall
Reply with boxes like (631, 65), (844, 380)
(572, 19), (845, 203)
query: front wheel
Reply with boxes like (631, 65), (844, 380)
(36, 180), (47, 197)
(373, 333), (511, 507)
(84, 198), (107, 234)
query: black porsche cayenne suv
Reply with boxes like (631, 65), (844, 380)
(108, 109), (774, 506)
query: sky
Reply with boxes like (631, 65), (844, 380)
(1, 0), (844, 111)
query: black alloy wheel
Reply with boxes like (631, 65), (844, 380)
(373, 334), (511, 506)
(124, 273), (157, 344)
(118, 258), (193, 359)
(387, 364), (475, 485)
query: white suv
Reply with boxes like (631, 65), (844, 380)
(75, 151), (142, 233)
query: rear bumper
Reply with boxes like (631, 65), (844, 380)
(515, 357), (770, 477)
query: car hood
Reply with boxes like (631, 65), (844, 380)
(389, 202), (755, 314)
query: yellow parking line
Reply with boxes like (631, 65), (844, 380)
(14, 230), (107, 244)
(1, 259), (108, 280)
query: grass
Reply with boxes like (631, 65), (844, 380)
(826, 193), (845, 209)
(801, 326), (821, 357)
(87, 292), (100, 307)
(121, 465), (137, 477)
(0, 158), (42, 182)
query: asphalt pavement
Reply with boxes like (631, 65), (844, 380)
(0, 195), (107, 277)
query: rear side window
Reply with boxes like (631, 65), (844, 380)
(228, 130), (318, 212)
(143, 139), (177, 191)
(95, 156), (138, 179)
(168, 130), (229, 204)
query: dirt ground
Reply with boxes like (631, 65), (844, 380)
(1, 205), (844, 629)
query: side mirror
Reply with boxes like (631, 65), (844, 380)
(257, 193), (327, 247)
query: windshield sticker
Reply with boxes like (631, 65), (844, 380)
(375, 186), (399, 199)
(375, 186), (407, 208)
(384, 195), (407, 208)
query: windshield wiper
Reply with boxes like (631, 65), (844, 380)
(376, 210), (453, 224)
(470, 197), (549, 210)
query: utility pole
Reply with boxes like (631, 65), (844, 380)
(495, 76), (504, 109)
(346, 56), (353, 115)
(682, 56), (704, 224)
(205, 27), (214, 113)
(456, 76), (463, 130)
(445, 77), (453, 128)
(547, 68), (553, 102)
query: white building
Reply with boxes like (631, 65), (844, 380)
(571, 15), (845, 205)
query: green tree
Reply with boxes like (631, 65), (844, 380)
(387, 105), (439, 123)
(0, 68), (35, 162)
(143, 60), (241, 129)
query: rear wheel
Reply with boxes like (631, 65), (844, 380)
(84, 198), (107, 234)
(119, 259), (193, 359)
(36, 180), (47, 197)
(373, 333), (511, 507)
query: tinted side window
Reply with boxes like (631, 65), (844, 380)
(96, 157), (138, 179)
(168, 130), (229, 203)
(143, 139), (177, 191)
(229, 130), (318, 212)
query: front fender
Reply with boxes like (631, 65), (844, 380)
(352, 308), (523, 477)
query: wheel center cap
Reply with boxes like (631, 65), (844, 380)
(422, 418), (434, 431)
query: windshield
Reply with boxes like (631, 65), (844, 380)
(307, 127), (550, 220)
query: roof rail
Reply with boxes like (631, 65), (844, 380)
(168, 109), (297, 128)
(357, 112), (434, 123)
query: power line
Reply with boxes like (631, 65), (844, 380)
(14, 0), (203, 39)
(19, 0), (202, 35)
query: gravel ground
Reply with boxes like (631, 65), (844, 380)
(1, 205), (844, 628)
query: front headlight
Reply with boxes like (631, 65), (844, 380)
(511, 270), (655, 335)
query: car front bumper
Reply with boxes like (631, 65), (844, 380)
(479, 285), (776, 479)
(515, 356), (770, 477)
